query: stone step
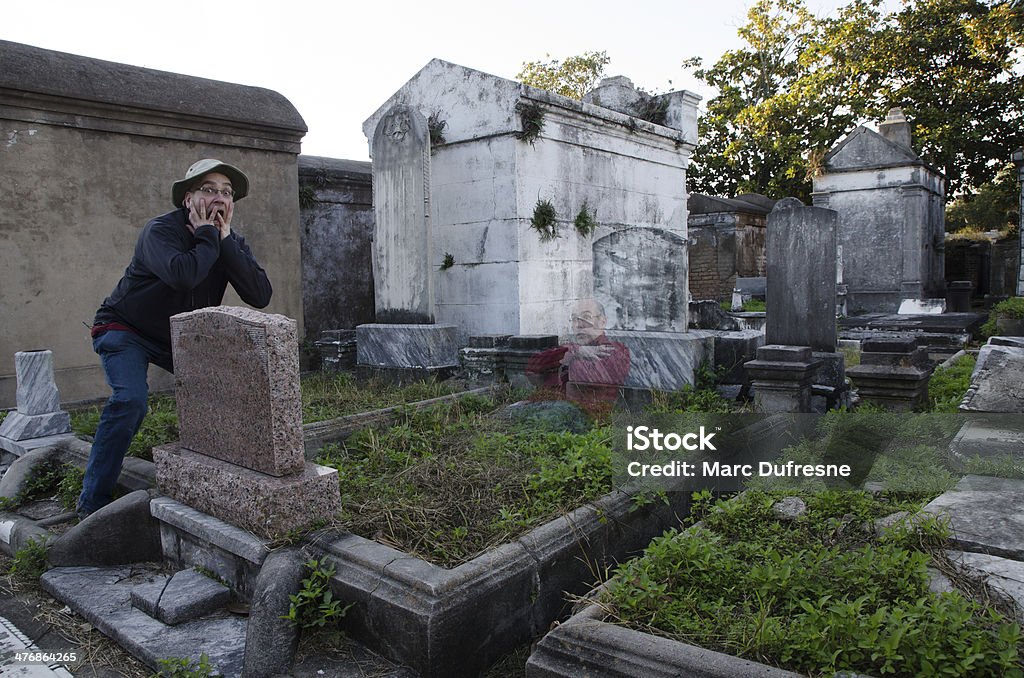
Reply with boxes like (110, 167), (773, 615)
(130, 567), (231, 626)
(40, 565), (246, 677)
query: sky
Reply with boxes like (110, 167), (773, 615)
(2, 0), (892, 161)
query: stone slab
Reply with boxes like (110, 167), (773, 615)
(40, 566), (245, 677)
(131, 568), (230, 626)
(153, 446), (341, 539)
(371, 105), (433, 323)
(602, 331), (711, 391)
(898, 298), (946, 314)
(356, 324), (459, 369)
(0, 411), (71, 442)
(526, 603), (802, 678)
(961, 344), (1024, 413)
(11, 351), (62, 416)
(765, 200), (837, 352)
(948, 416), (1024, 462)
(924, 475), (1024, 560)
(170, 307), (304, 477)
(756, 345), (813, 363)
(946, 550), (1024, 622)
(593, 228), (689, 333)
(0, 433), (76, 457)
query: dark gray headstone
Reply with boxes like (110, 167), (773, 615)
(593, 227), (688, 332)
(766, 199), (837, 352)
(371, 105), (433, 323)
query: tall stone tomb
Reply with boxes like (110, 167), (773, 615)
(812, 108), (945, 313)
(0, 350), (73, 455)
(745, 199), (842, 412)
(361, 62), (709, 389)
(153, 306), (341, 539)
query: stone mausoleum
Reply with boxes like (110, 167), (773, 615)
(361, 60), (700, 341)
(812, 109), (945, 314)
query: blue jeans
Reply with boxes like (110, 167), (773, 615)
(77, 330), (173, 515)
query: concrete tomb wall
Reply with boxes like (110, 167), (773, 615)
(0, 40), (307, 408)
(298, 156), (374, 338)
(687, 193), (772, 301)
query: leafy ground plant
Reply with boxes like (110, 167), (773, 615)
(283, 559), (351, 629)
(315, 391), (614, 566)
(154, 653), (215, 678)
(602, 489), (1022, 677)
(8, 537), (48, 582)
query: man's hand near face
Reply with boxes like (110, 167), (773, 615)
(187, 197), (233, 239)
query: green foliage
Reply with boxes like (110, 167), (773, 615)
(928, 354), (976, 413)
(9, 538), (48, 582)
(981, 297), (1024, 337)
(428, 111), (447, 146)
(516, 51), (610, 100)
(630, 95), (669, 126)
(0, 458), (79, 512)
(574, 202), (597, 237)
(647, 363), (731, 414)
(603, 490), (1022, 677)
(58, 464), (84, 513)
(154, 654), (215, 678)
(298, 185), (316, 210)
(686, 0), (1024, 201)
(741, 298), (766, 312)
(71, 394), (179, 462)
(531, 199), (558, 240)
(440, 253), (455, 270)
(515, 102), (546, 144)
(284, 559), (350, 629)
(946, 162), (1020, 233)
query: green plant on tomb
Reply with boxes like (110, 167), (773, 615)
(283, 559), (351, 629)
(514, 101), (545, 144)
(428, 111), (448, 146)
(8, 537), (48, 582)
(440, 252), (455, 270)
(574, 202), (597, 237)
(298, 184), (316, 210)
(531, 199), (558, 241)
(153, 653), (215, 678)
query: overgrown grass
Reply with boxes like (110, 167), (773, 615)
(928, 354), (977, 413)
(315, 391), (614, 566)
(69, 373), (467, 461)
(70, 394), (178, 461)
(981, 296), (1024, 338)
(602, 489), (1023, 677)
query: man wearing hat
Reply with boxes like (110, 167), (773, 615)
(78, 159), (272, 518)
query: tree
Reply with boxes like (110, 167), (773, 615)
(687, 0), (1024, 200)
(946, 162), (1020, 232)
(516, 51), (611, 100)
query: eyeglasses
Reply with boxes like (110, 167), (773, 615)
(195, 185), (235, 199)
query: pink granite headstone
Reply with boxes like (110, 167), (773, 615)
(169, 306), (304, 477)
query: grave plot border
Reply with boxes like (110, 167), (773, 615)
(525, 602), (802, 678)
(313, 486), (691, 678)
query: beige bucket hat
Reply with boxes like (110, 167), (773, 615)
(171, 158), (250, 207)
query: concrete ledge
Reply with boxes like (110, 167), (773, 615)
(315, 488), (690, 678)
(526, 603), (802, 677)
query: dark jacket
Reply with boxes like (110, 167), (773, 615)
(94, 208), (273, 350)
